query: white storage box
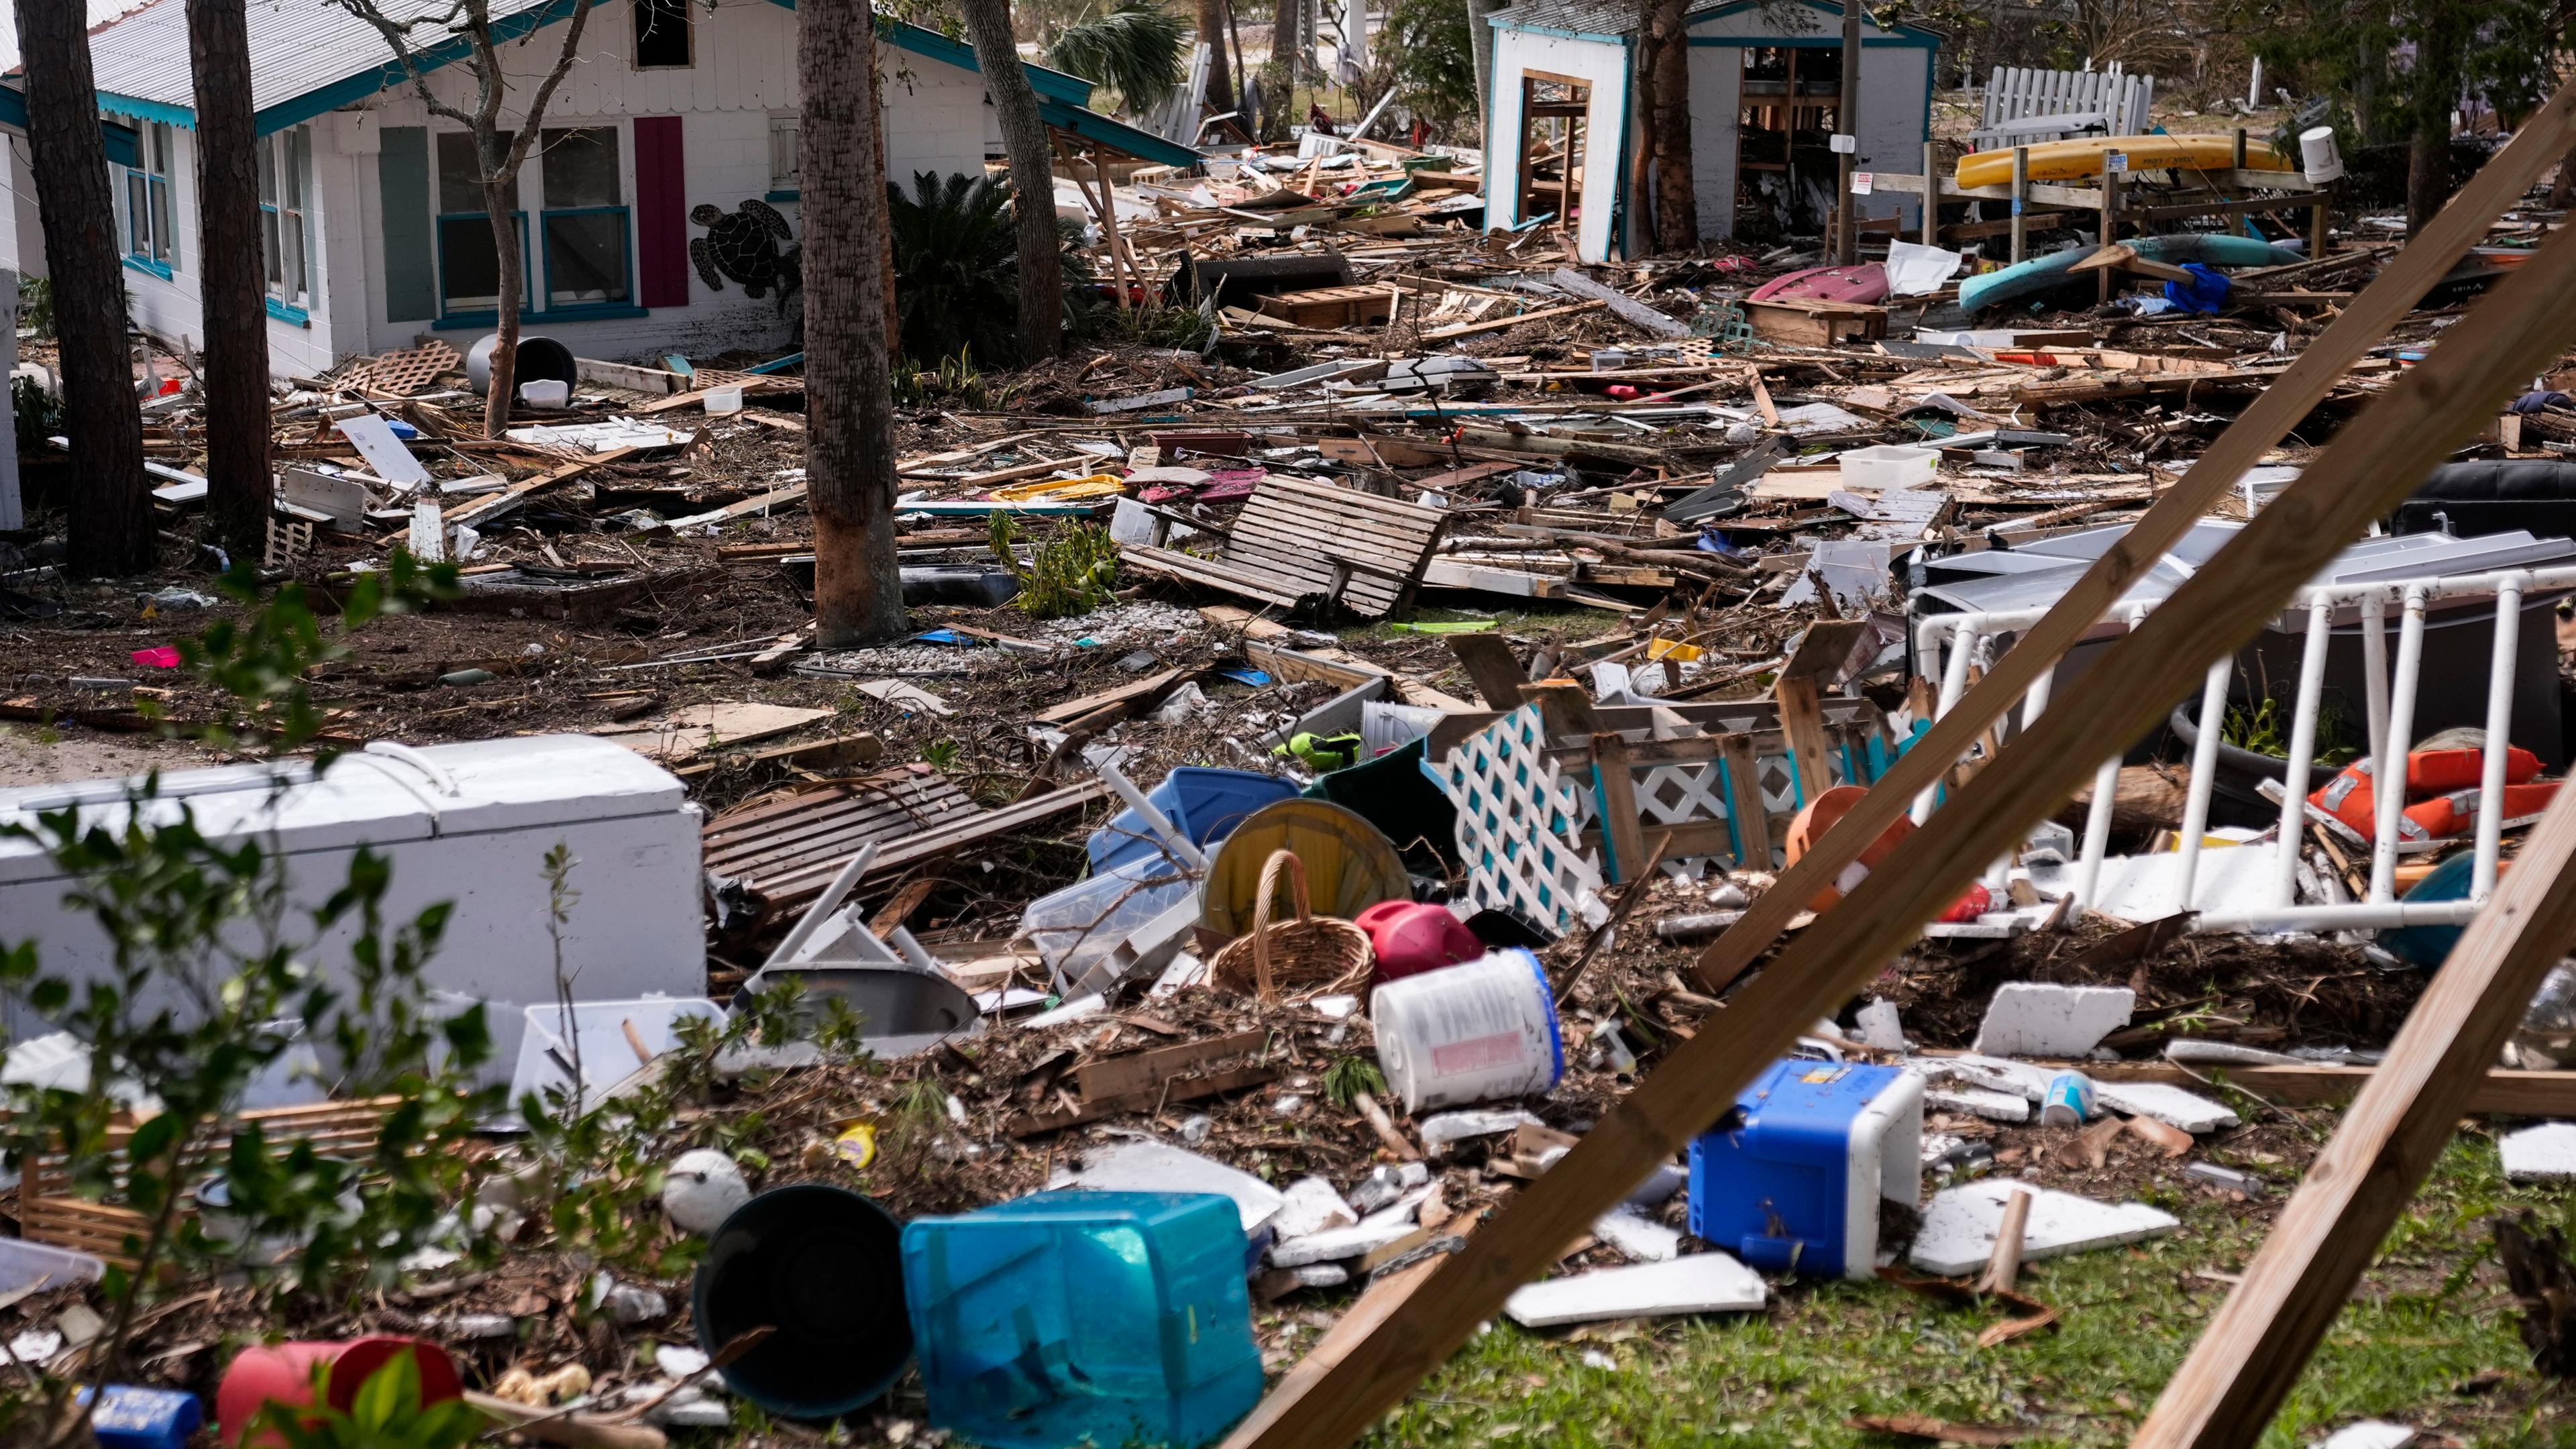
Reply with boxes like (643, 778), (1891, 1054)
(0, 736), (706, 1038)
(1837, 445), (1939, 491)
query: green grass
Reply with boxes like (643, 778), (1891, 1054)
(1345, 1136), (2576, 1448)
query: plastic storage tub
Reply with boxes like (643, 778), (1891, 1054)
(1020, 857), (1198, 992)
(1688, 1059), (1924, 1280)
(1089, 767), (1301, 873)
(1837, 445), (1939, 491)
(902, 1191), (1261, 1449)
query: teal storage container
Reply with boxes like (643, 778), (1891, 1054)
(901, 1191), (1261, 1449)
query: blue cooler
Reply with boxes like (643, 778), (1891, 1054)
(1688, 1059), (1923, 1280)
(1088, 767), (1301, 873)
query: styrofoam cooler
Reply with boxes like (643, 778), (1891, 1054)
(1370, 948), (1564, 1112)
(1688, 1059), (1924, 1280)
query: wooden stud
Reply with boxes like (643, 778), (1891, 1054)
(1590, 732), (1648, 883)
(2135, 787), (2576, 1448)
(2310, 183), (2332, 261)
(1219, 131), (2576, 1449)
(2009, 145), (2029, 264)
(1922, 140), (1941, 246)
(1713, 731), (1771, 871)
(1771, 674), (1833, 807)
(1689, 73), (2576, 998)
(1448, 633), (1529, 708)
(2096, 166), (2121, 305)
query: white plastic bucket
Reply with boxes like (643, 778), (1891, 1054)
(517, 378), (569, 408)
(704, 384), (745, 415)
(1371, 947), (1564, 1112)
(2300, 125), (2345, 184)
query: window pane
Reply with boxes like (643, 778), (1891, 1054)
(284, 214), (306, 299)
(543, 210), (628, 306)
(769, 117), (798, 191)
(285, 127), (307, 208)
(541, 127), (621, 208)
(151, 123), (172, 176)
(149, 178), (171, 263)
(257, 136), (276, 206)
(437, 131), (486, 213)
(439, 215), (507, 311)
(126, 172), (147, 254)
(263, 209), (281, 286)
(633, 0), (690, 67)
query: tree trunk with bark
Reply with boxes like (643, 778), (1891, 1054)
(484, 174), (520, 437)
(1197, 0), (1235, 115)
(957, 0), (1064, 360)
(188, 0), (272, 559)
(802, 0), (906, 645)
(2408, 124), (2448, 233)
(18, 0), (150, 576)
(1643, 0), (1695, 252)
(1271, 0), (1302, 80)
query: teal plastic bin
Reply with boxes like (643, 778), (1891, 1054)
(901, 1191), (1261, 1449)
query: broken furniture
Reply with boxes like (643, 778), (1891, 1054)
(701, 770), (1112, 912)
(1254, 285), (1396, 330)
(0, 735), (708, 1043)
(1118, 476), (1450, 620)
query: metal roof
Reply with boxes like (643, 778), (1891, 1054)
(1486, 0), (1640, 40)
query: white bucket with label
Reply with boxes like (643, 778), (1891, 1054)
(1371, 947), (1564, 1113)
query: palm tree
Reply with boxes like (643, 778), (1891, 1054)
(886, 172), (1091, 366)
(1044, 0), (1189, 114)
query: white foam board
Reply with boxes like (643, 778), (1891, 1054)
(1592, 1208), (1681, 1263)
(1059, 1139), (1285, 1235)
(2095, 1080), (2239, 1133)
(1973, 983), (2135, 1057)
(1503, 1253), (1766, 1328)
(2502, 1122), (2576, 1181)
(1909, 1181), (2180, 1276)
(1927, 1087), (2031, 1123)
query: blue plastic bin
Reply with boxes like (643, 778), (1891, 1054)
(81, 1386), (201, 1449)
(1089, 768), (1301, 873)
(1688, 1059), (1923, 1281)
(902, 1191), (1262, 1449)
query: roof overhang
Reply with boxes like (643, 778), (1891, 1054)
(0, 82), (142, 168)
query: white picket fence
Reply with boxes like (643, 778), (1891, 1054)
(1972, 64), (2156, 151)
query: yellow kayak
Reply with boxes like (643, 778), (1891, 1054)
(1954, 133), (2294, 189)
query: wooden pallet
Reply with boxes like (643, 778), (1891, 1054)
(1254, 285), (1395, 330)
(1743, 297), (1888, 347)
(1120, 476), (1449, 620)
(702, 771), (1113, 911)
(20, 1098), (400, 1267)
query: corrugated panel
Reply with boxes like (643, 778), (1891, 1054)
(80, 0), (575, 123)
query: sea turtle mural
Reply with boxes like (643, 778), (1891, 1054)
(690, 199), (801, 313)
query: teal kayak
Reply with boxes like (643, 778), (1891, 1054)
(1960, 234), (2304, 313)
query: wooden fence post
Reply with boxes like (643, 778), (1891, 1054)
(2009, 144), (2029, 263)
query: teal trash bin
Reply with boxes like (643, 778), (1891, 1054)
(902, 1191), (1262, 1449)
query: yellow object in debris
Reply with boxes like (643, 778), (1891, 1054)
(1644, 638), (1703, 662)
(988, 472), (1127, 502)
(833, 1122), (877, 1169)
(1953, 134), (2293, 189)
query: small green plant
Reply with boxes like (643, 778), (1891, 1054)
(892, 347), (988, 409)
(921, 739), (963, 769)
(18, 274), (53, 339)
(2222, 697), (2289, 757)
(1322, 1055), (1387, 1111)
(12, 374), (58, 449)
(989, 513), (1119, 619)
(250, 1354), (485, 1449)
(1093, 301), (1213, 351)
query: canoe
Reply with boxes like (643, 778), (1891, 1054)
(1955, 133), (2294, 189)
(1748, 262), (1890, 305)
(1957, 233), (2303, 313)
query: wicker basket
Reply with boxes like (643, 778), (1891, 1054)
(1208, 850), (1374, 1002)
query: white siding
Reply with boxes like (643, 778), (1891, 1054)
(1685, 45), (1737, 241)
(1481, 28), (1630, 264)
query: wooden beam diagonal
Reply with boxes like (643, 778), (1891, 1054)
(1222, 128), (2576, 1449)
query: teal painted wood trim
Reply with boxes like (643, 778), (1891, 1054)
(0, 87), (139, 166)
(759, 1), (1097, 105)
(98, 91), (195, 128)
(266, 297), (310, 326)
(254, 0), (598, 134)
(431, 305), (650, 329)
(763, 189), (800, 203)
(1037, 97), (1205, 166)
(123, 255), (172, 280)
(377, 127), (437, 323)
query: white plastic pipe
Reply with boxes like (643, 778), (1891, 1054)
(1914, 625), (1982, 824)
(2368, 586), (2428, 904)
(2360, 590), (2390, 770)
(2072, 751), (2121, 910)
(2193, 897), (2483, 932)
(2173, 657), (2233, 914)
(2474, 580), (2526, 898)
(2270, 599), (2334, 909)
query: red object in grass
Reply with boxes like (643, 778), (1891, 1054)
(131, 646), (180, 668)
(217, 1338), (463, 1447)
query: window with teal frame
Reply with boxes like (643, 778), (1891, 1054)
(539, 126), (631, 311)
(259, 126), (315, 323)
(434, 129), (529, 319)
(121, 120), (178, 278)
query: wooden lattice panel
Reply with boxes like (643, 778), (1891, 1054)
(1430, 705), (1605, 934)
(344, 341), (460, 396)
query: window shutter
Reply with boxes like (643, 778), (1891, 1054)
(634, 116), (688, 309)
(378, 127), (435, 322)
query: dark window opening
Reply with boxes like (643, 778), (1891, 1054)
(634, 0), (692, 68)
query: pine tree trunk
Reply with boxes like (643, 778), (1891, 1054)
(187, 0), (271, 560)
(1644, 0), (1695, 252)
(957, 0), (1065, 360)
(2407, 124), (2447, 234)
(1197, 0), (1235, 115)
(17, 0), (150, 576)
(802, 0), (906, 645)
(483, 176), (519, 439)
(1271, 0), (1302, 79)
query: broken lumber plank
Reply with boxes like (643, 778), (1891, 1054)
(671, 731), (885, 782)
(1074, 1029), (1269, 1101)
(1420, 300), (1603, 342)
(1447, 633), (1528, 708)
(1034, 667), (1190, 727)
(1686, 74), (2576, 998)
(1548, 267), (1692, 337)
(2133, 788), (2576, 1449)
(1006, 1063), (1282, 1136)
(2083, 1061), (2576, 1115)
(1218, 99), (2576, 1449)
(443, 447), (643, 529)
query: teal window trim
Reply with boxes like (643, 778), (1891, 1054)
(763, 188), (800, 203)
(537, 202), (637, 313)
(430, 305), (649, 329)
(266, 296), (310, 325)
(435, 209), (531, 321)
(122, 254), (172, 282)
(1684, 34), (1939, 46)
(261, 127), (317, 323)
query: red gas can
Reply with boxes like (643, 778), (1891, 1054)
(1356, 900), (1483, 983)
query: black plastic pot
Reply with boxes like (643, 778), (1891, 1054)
(695, 1185), (911, 1419)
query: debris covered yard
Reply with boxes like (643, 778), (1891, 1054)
(20, 60), (2576, 1449)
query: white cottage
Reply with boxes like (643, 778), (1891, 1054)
(1482, 0), (1937, 260)
(1, 0), (1197, 376)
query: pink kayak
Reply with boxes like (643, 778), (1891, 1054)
(1748, 262), (1890, 305)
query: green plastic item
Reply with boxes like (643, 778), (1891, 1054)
(1387, 620), (1497, 635)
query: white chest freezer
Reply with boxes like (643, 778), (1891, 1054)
(0, 736), (706, 1039)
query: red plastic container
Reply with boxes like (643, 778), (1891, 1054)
(1356, 901), (1482, 984)
(217, 1338), (463, 1446)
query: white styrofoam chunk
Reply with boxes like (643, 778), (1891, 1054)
(1503, 1254), (1766, 1328)
(1972, 983), (2135, 1057)
(1926, 1087), (2030, 1123)
(2095, 1080), (2239, 1133)
(2318, 1422), (2418, 1449)
(1933, 1054), (2055, 1100)
(1627, 1161), (1687, 1208)
(1592, 1208), (1681, 1263)
(1854, 998), (1909, 1052)
(1273, 1177), (1358, 1240)
(1059, 1139), (1285, 1234)
(1909, 1181), (2180, 1277)
(2502, 1122), (2576, 1181)
(1268, 1214), (1422, 1267)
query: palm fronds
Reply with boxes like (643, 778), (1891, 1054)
(1042, 0), (1188, 113)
